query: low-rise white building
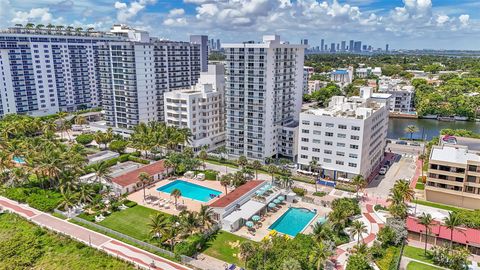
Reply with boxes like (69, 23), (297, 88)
(307, 80), (325, 95)
(164, 64), (225, 152)
(331, 67), (353, 85)
(377, 77), (415, 112)
(297, 89), (388, 182)
(356, 67), (382, 78)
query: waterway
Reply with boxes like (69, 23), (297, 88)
(387, 118), (480, 140)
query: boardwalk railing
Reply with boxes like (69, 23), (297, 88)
(72, 216), (178, 259)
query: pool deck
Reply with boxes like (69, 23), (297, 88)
(233, 200), (332, 242)
(127, 177), (229, 215)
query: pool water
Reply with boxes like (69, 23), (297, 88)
(13, 156), (25, 164)
(156, 180), (222, 202)
(268, 207), (316, 236)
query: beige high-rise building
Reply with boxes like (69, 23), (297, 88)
(425, 144), (480, 209)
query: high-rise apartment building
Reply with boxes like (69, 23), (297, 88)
(297, 90), (388, 181)
(330, 43), (336, 52)
(354, 41), (362, 52)
(164, 64), (225, 152)
(341, 41), (346, 51)
(349, 40), (354, 52)
(320, 39), (324, 52)
(223, 35), (306, 160)
(0, 26), (119, 117)
(98, 25), (200, 129)
(190, 35), (208, 72)
(216, 39), (221, 51)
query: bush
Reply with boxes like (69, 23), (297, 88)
(78, 212), (96, 222)
(3, 187), (29, 202)
(375, 246), (399, 270)
(109, 140), (129, 154)
(76, 134), (94, 145)
(130, 151), (141, 157)
(292, 187), (306, 197)
(123, 200), (137, 208)
(374, 204), (388, 211)
(103, 157), (119, 167)
(26, 191), (62, 212)
(119, 154), (130, 163)
(312, 191), (327, 197)
(335, 183), (356, 193)
(174, 233), (206, 257)
(128, 156), (150, 165)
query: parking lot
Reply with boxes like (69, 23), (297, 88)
(365, 154), (417, 198)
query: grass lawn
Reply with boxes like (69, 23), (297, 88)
(412, 200), (468, 212)
(99, 205), (170, 242)
(203, 231), (253, 267)
(375, 246), (400, 270)
(0, 213), (135, 269)
(206, 159), (239, 169)
(415, 182), (425, 190)
(403, 245), (435, 265)
(406, 261), (442, 270)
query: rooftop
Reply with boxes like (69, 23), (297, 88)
(112, 160), (166, 187)
(332, 70), (348, 75)
(430, 145), (480, 164)
(406, 216), (480, 246)
(303, 95), (385, 119)
(209, 180), (265, 208)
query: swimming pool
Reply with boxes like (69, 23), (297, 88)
(13, 156), (25, 164)
(156, 180), (222, 202)
(268, 207), (316, 237)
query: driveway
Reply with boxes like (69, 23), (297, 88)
(365, 155), (417, 198)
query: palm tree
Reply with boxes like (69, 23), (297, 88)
(90, 161), (112, 184)
(349, 220), (368, 243)
(251, 160), (262, 180)
(149, 213), (168, 239)
(25, 23), (35, 29)
(444, 212), (462, 249)
(179, 210), (199, 235)
(387, 188), (408, 219)
(309, 240), (334, 270)
(266, 164), (277, 181)
(77, 184), (94, 204)
(393, 179), (415, 203)
(351, 175), (366, 198)
(237, 155), (248, 169)
(58, 190), (78, 211)
(309, 160), (320, 192)
(138, 172), (151, 201)
(198, 205), (215, 232)
(171, 188), (182, 207)
(312, 222), (334, 242)
(279, 175), (293, 189)
(418, 213), (434, 255)
(239, 241), (256, 268)
(198, 149), (208, 171)
(404, 125), (419, 140)
(220, 174), (231, 194)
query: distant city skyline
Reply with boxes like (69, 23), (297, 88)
(0, 0), (479, 50)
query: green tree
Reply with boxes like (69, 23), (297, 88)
(419, 213), (434, 255)
(138, 172), (151, 201)
(351, 175), (366, 198)
(443, 212), (462, 250)
(239, 241), (256, 268)
(171, 188), (182, 207)
(309, 240), (333, 270)
(197, 205), (215, 232)
(404, 125), (419, 140)
(250, 160), (263, 180)
(220, 174), (231, 194)
(349, 220), (368, 244)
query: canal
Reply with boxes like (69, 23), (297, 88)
(387, 118), (480, 140)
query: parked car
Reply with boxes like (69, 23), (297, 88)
(386, 139), (392, 144)
(379, 166), (388, 175)
(395, 140), (408, 145)
(410, 142), (421, 146)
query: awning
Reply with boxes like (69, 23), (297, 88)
(224, 200), (265, 223)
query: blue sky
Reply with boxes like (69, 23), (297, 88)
(1, 0), (479, 50)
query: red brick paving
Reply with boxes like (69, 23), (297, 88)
(410, 159), (423, 188)
(0, 200), (36, 217)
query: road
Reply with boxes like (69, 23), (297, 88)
(0, 196), (191, 270)
(365, 155), (417, 198)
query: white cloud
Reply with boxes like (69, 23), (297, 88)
(168, 8), (185, 17)
(163, 17), (187, 26)
(114, 0), (156, 22)
(11, 8), (63, 25)
(436, 15), (449, 26)
(459, 14), (469, 26)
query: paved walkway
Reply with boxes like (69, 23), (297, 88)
(332, 203), (385, 270)
(0, 196), (191, 270)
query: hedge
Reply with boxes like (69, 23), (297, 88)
(2, 187), (62, 212)
(128, 156), (150, 164)
(124, 200), (138, 208)
(75, 134), (94, 145)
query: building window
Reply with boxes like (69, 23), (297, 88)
(324, 150), (332, 154)
(301, 129), (309, 134)
(348, 163), (357, 167)
(301, 137), (309, 142)
(301, 154), (308, 159)
(352, 126), (360, 131)
(313, 148), (321, 152)
(338, 125), (347, 129)
(324, 158), (332, 163)
(313, 130), (321, 135)
(314, 122), (322, 126)
(301, 146), (308, 151)
(351, 135), (359, 140)
(337, 133), (346, 138)
(349, 153), (358, 158)
(325, 141), (333, 146)
(350, 144), (359, 149)
(336, 152), (345, 156)
(302, 120), (310, 125)
(313, 139), (321, 144)
(337, 143), (345, 147)
(326, 123), (334, 127)
(336, 160), (344, 165)
(325, 132), (333, 137)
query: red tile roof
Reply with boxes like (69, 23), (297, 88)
(209, 180), (264, 208)
(112, 160), (166, 187)
(406, 216), (480, 246)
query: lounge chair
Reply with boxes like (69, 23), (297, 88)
(228, 264), (236, 270)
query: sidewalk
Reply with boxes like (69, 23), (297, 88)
(0, 196), (191, 270)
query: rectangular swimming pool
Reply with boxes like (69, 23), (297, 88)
(268, 207), (316, 237)
(156, 180), (222, 202)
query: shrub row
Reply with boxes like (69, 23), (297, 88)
(3, 187), (62, 212)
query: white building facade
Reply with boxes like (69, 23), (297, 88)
(98, 25), (200, 129)
(223, 35), (306, 160)
(356, 67), (382, 78)
(164, 64), (225, 152)
(378, 77), (415, 112)
(331, 67), (353, 85)
(0, 26), (119, 117)
(297, 92), (388, 181)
